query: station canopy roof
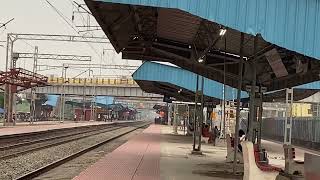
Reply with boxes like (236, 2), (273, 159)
(86, 0), (320, 92)
(132, 61), (248, 103)
(263, 81), (320, 102)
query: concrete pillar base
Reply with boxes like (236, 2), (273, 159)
(276, 173), (304, 180)
(275, 174), (290, 180)
(191, 150), (203, 155)
(3, 122), (15, 126)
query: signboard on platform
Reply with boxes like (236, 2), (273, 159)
(163, 96), (173, 103)
(245, 85), (267, 93)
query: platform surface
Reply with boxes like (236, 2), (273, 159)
(74, 124), (161, 180)
(262, 139), (320, 167)
(74, 125), (243, 180)
(0, 120), (135, 136)
(73, 124), (320, 180)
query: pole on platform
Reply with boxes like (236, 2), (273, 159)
(247, 36), (258, 142)
(184, 104), (190, 133)
(59, 66), (63, 122)
(198, 76), (205, 151)
(30, 46), (38, 124)
(173, 103), (178, 134)
(317, 103), (319, 117)
(257, 94), (263, 149)
(4, 35), (10, 126)
(193, 75), (199, 151)
(168, 103), (172, 126)
(184, 104), (188, 135)
(82, 78), (86, 121)
(222, 36), (227, 138)
(62, 66), (67, 123)
(93, 85), (96, 120)
(284, 88), (294, 174)
(4, 35), (15, 126)
(233, 32), (244, 173)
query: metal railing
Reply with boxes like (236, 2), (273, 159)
(262, 117), (320, 149)
(47, 76), (137, 86)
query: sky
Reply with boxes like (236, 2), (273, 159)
(0, 0), (142, 78)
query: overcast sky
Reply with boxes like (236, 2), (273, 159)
(0, 0), (141, 78)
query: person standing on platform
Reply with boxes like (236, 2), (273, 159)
(180, 118), (184, 130)
(238, 129), (246, 152)
(212, 126), (220, 146)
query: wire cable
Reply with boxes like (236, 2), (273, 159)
(44, 0), (101, 58)
(45, 0), (132, 76)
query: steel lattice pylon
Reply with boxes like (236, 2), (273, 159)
(3, 33), (111, 125)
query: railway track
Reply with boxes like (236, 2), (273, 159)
(0, 125), (121, 160)
(0, 123), (116, 146)
(0, 124), (117, 151)
(15, 122), (150, 180)
(0, 122), (143, 160)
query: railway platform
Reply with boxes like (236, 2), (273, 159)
(73, 125), (243, 180)
(73, 124), (320, 180)
(0, 120), (137, 137)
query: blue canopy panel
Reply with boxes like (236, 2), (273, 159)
(94, 96), (114, 105)
(98, 0), (320, 60)
(43, 95), (59, 107)
(133, 61), (248, 100)
(295, 81), (320, 90)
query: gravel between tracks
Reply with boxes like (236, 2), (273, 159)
(34, 128), (145, 180)
(0, 124), (114, 146)
(0, 126), (119, 158)
(0, 126), (138, 180)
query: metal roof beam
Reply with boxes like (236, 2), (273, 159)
(8, 33), (109, 44)
(195, 22), (222, 60)
(208, 61), (239, 67)
(13, 52), (92, 61)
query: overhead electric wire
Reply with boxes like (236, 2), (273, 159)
(72, 1), (93, 15)
(49, 0), (128, 75)
(44, 0), (101, 59)
(45, 0), (133, 76)
(0, 18), (14, 29)
(69, 0), (131, 75)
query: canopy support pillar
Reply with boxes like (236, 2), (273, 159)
(284, 88), (294, 174)
(173, 103), (178, 134)
(247, 36), (258, 143)
(233, 32), (244, 173)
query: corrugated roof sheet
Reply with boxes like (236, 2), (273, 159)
(98, 0), (320, 59)
(157, 9), (201, 44)
(132, 61), (248, 100)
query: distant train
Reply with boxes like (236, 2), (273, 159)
(96, 104), (138, 121)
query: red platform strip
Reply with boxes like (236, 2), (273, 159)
(253, 145), (282, 172)
(73, 125), (160, 180)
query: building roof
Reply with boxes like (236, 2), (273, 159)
(132, 61), (248, 102)
(262, 81), (320, 102)
(86, 0), (320, 92)
(97, 0), (320, 59)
